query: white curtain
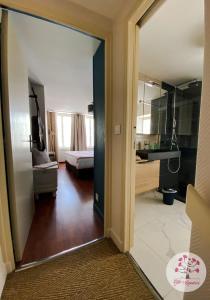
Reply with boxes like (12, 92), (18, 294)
(71, 114), (87, 151)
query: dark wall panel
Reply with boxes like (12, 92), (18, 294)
(93, 41), (105, 218)
(159, 82), (201, 201)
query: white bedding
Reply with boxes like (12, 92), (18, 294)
(65, 151), (94, 169)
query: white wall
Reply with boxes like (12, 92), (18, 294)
(110, 0), (139, 250)
(44, 56), (94, 114)
(11, 12), (100, 114)
(184, 1), (210, 299)
(195, 2), (210, 200)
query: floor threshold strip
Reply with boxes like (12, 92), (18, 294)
(16, 237), (105, 272)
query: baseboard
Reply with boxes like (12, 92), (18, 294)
(0, 257), (13, 296)
(0, 261), (7, 297)
(109, 229), (123, 252)
(5, 260), (13, 273)
(104, 227), (111, 238)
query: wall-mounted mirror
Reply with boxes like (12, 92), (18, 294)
(136, 80), (168, 135)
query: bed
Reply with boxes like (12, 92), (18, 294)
(65, 150), (94, 178)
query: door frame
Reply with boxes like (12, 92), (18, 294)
(123, 0), (165, 251)
(0, 5), (112, 269)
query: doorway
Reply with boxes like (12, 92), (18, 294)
(126, 0), (204, 299)
(1, 8), (106, 267)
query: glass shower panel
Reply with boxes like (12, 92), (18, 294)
(136, 80), (168, 137)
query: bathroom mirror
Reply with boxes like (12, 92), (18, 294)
(136, 80), (167, 135)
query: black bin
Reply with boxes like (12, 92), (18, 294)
(162, 188), (177, 205)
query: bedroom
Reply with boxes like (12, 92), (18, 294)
(2, 10), (105, 266)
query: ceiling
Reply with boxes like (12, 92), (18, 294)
(11, 11), (100, 113)
(139, 0), (204, 85)
(66, 0), (126, 19)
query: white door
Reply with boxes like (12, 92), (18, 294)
(1, 11), (34, 261)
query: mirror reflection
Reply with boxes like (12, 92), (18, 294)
(136, 80), (167, 135)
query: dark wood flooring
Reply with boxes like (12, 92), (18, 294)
(20, 163), (104, 265)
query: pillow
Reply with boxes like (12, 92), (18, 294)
(32, 148), (50, 166)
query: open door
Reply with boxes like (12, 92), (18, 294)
(1, 10), (34, 262)
(93, 41), (105, 218)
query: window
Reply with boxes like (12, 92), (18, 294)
(137, 114), (151, 135)
(57, 113), (94, 150)
(57, 113), (72, 149)
(85, 115), (94, 149)
(143, 117), (151, 134)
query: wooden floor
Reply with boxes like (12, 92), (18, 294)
(21, 163), (104, 265)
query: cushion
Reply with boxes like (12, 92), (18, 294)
(32, 148), (50, 166)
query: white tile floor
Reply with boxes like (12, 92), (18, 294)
(130, 190), (192, 300)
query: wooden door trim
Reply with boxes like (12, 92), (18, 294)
(0, 10), (15, 272)
(123, 0), (164, 251)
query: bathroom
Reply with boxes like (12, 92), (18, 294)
(130, 0), (204, 299)
(135, 79), (201, 201)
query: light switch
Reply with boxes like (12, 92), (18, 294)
(114, 124), (121, 135)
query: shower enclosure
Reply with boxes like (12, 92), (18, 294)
(159, 80), (201, 201)
(136, 80), (202, 201)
